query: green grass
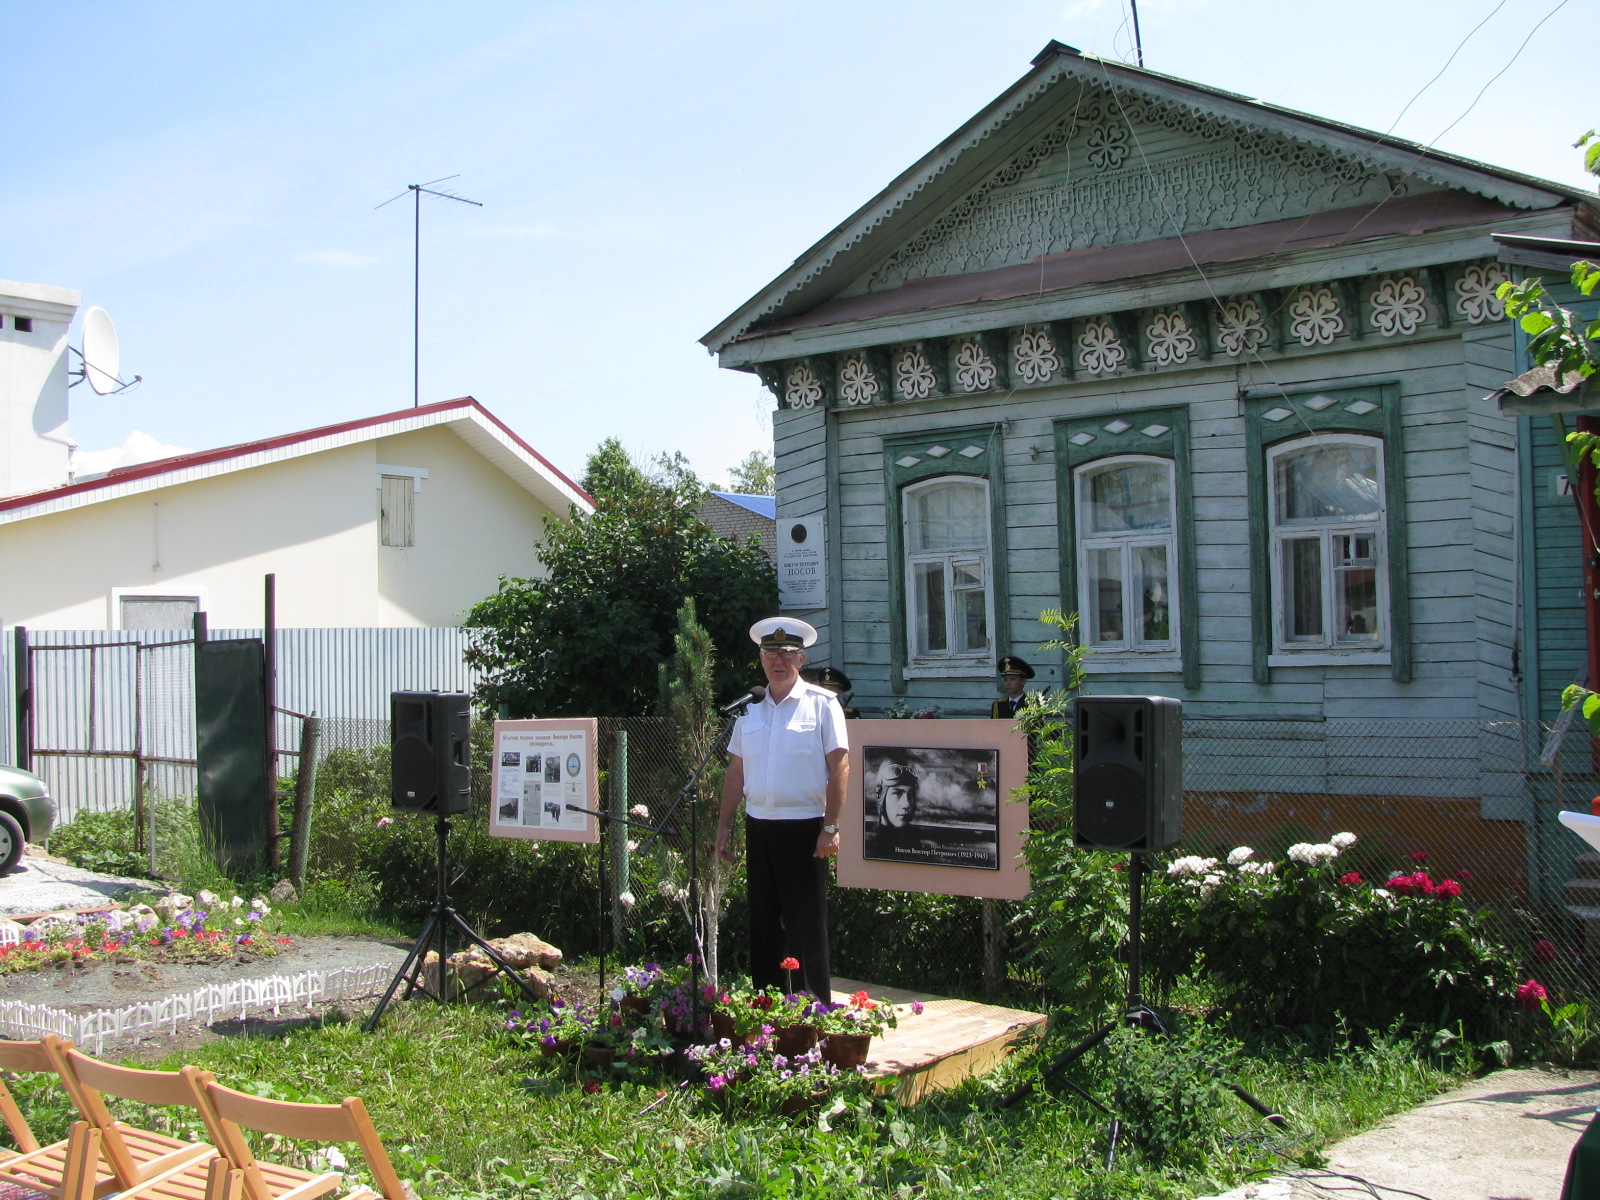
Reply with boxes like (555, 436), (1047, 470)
(11, 1000), (1470, 1200)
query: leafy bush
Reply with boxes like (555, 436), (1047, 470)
(51, 799), (211, 882)
(1144, 838), (1522, 1040)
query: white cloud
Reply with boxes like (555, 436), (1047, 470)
(295, 249), (380, 266)
(75, 431), (194, 475)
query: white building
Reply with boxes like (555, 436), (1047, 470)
(0, 278), (592, 630)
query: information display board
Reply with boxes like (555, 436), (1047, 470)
(778, 516), (827, 611)
(835, 719), (1030, 900)
(489, 718), (599, 844)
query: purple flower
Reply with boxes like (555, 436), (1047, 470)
(910, 1001), (924, 1015)
(708, 1074), (727, 1091)
(246, 912), (261, 922)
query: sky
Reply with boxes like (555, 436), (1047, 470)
(3, 0), (1592, 487)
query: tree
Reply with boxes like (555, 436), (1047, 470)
(465, 441), (776, 717)
(724, 450), (774, 496)
(654, 599), (736, 984)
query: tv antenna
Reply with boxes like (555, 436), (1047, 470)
(68, 306), (142, 396)
(376, 175), (483, 408)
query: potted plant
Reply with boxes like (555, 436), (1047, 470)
(812, 990), (917, 1068)
(507, 997), (592, 1057)
(609, 962), (666, 1021)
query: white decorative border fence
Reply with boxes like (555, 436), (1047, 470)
(0, 962), (397, 1055)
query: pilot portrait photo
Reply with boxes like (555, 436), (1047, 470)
(861, 746), (1001, 870)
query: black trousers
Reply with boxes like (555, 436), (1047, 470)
(745, 814), (831, 1003)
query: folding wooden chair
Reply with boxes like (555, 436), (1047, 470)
(186, 1071), (408, 1200)
(46, 1043), (217, 1200)
(0, 1036), (115, 1200)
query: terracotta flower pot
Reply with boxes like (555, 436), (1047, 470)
(820, 1033), (871, 1069)
(664, 1010), (700, 1041)
(619, 996), (651, 1020)
(773, 1024), (820, 1057)
(710, 1011), (736, 1042)
(584, 1044), (615, 1071)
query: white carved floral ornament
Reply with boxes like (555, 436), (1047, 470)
(1078, 318), (1128, 375)
(1013, 329), (1061, 385)
(1217, 296), (1269, 357)
(1369, 276), (1428, 337)
(785, 363), (824, 409)
(1287, 286), (1344, 347)
(1454, 262), (1508, 324)
(838, 356), (879, 406)
(896, 349), (938, 400)
(954, 341), (999, 392)
(1145, 310), (1198, 367)
(1085, 121), (1130, 172)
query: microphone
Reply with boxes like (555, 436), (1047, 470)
(720, 686), (767, 715)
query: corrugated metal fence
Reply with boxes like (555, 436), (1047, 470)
(13, 627), (474, 824)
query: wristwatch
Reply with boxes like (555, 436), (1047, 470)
(822, 823), (839, 834)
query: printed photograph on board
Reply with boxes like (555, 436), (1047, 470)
(861, 745), (1000, 869)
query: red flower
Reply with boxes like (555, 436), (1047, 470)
(1459, 869), (1475, 882)
(1434, 879), (1462, 899)
(1338, 872), (1362, 886)
(1534, 939), (1559, 964)
(1410, 850), (1429, 862)
(751, 995), (773, 1010)
(1516, 979), (1549, 1011)
(275, 937), (291, 944)
(779, 957), (800, 972)
(583, 1081), (601, 1094)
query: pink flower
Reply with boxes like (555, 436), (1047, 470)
(376, 816), (394, 829)
(1434, 879), (1462, 899)
(1534, 939), (1559, 964)
(909, 1001), (924, 1015)
(780, 956), (800, 972)
(1338, 872), (1362, 886)
(1516, 979), (1548, 1011)
(1410, 850), (1429, 862)
(1459, 869), (1475, 881)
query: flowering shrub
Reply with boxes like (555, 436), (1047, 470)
(683, 1031), (863, 1108)
(810, 989), (915, 1037)
(0, 895), (289, 975)
(1146, 833), (1522, 1038)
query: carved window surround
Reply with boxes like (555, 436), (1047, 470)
(751, 260), (1505, 409)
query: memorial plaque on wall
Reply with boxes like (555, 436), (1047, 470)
(778, 516), (827, 610)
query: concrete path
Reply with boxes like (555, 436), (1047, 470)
(1203, 1066), (1600, 1200)
(0, 848), (151, 918)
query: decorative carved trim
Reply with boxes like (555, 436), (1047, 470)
(1217, 296), (1269, 358)
(863, 346), (893, 401)
(1014, 327), (1063, 385)
(895, 340), (949, 400)
(1454, 262), (1507, 325)
(1145, 310), (1198, 367)
(754, 363), (785, 403)
(1287, 285), (1345, 347)
(1078, 317), (1128, 375)
(1368, 275), (1428, 337)
(785, 360), (826, 409)
(837, 354), (881, 406)
(954, 340), (1000, 392)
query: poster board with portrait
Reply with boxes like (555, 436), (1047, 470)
(489, 718), (600, 844)
(836, 719), (1030, 900)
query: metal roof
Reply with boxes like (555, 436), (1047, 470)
(707, 491), (776, 519)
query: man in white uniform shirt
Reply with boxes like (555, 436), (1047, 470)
(716, 617), (849, 1002)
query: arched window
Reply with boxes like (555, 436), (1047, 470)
(1267, 435), (1386, 651)
(1074, 457), (1178, 653)
(902, 476), (993, 662)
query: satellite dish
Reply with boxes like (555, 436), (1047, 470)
(81, 307), (121, 396)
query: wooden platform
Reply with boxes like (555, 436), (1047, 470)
(832, 977), (1048, 1105)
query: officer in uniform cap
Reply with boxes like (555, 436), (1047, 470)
(991, 655), (1037, 720)
(716, 615), (849, 1002)
(805, 666), (861, 719)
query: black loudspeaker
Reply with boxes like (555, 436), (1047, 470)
(1073, 695), (1182, 851)
(391, 691), (471, 814)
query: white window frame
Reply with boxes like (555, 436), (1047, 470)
(109, 585), (209, 631)
(378, 470), (422, 549)
(901, 475), (995, 674)
(1266, 433), (1390, 666)
(1074, 455), (1180, 670)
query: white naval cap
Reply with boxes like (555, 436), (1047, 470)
(748, 616), (818, 650)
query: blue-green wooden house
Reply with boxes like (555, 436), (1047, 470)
(704, 42), (1599, 892)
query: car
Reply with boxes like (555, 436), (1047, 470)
(0, 764), (55, 873)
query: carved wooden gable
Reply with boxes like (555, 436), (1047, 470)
(859, 79), (1437, 294)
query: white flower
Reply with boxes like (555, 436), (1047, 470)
(233, 918), (244, 927)
(626, 840), (639, 853)
(1373, 889), (1391, 899)
(1331, 832), (1357, 849)
(1239, 861), (1277, 876)
(317, 1148), (348, 1171)
(618, 891), (636, 909)
(1287, 842), (1339, 865)
(1202, 873), (1225, 887)
(610, 987), (626, 1002)
(630, 804), (649, 819)
(1167, 856), (1208, 877)
(1227, 846), (1255, 866)
(229, 896), (245, 909)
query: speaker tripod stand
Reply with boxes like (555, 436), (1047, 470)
(363, 813), (548, 1031)
(1000, 853), (1286, 1167)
